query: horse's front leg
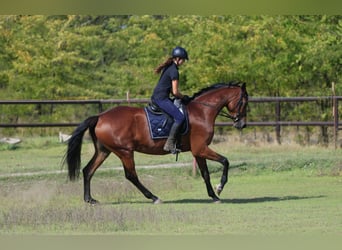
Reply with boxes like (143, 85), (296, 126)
(193, 146), (230, 197)
(195, 157), (220, 203)
(216, 155), (229, 196)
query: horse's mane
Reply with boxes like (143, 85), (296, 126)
(191, 81), (244, 99)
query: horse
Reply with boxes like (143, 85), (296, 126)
(64, 82), (248, 204)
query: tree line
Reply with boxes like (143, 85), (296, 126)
(0, 15), (341, 140)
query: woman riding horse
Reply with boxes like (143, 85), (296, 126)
(151, 46), (191, 154)
(65, 82), (248, 204)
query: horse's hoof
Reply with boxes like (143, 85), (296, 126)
(86, 198), (99, 205)
(153, 198), (163, 204)
(216, 184), (223, 195)
(213, 199), (222, 204)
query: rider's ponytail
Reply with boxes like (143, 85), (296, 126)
(154, 57), (173, 74)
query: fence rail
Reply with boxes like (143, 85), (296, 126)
(1, 96), (341, 147)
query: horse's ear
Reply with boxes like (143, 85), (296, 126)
(241, 82), (246, 91)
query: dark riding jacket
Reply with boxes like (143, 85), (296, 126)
(151, 62), (185, 125)
(151, 62), (179, 101)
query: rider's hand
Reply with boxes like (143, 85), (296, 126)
(181, 95), (191, 105)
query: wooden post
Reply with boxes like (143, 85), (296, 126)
(126, 91), (130, 105)
(275, 100), (281, 144)
(192, 158), (197, 177)
(332, 82), (338, 149)
(98, 102), (103, 113)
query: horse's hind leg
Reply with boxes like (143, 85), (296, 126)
(116, 150), (161, 204)
(83, 145), (110, 204)
(195, 157), (220, 203)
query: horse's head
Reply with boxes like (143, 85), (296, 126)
(226, 82), (248, 130)
(190, 82), (248, 130)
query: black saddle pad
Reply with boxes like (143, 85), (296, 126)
(144, 106), (189, 139)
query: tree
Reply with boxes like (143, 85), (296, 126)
(0, 15), (340, 139)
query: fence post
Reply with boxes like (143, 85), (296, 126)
(98, 102), (103, 113)
(126, 91), (130, 105)
(192, 158), (197, 177)
(275, 100), (281, 144)
(332, 82), (338, 149)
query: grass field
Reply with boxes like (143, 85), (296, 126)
(0, 136), (341, 236)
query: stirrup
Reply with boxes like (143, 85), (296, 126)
(170, 147), (181, 155)
(163, 144), (180, 154)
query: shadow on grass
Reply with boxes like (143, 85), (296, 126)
(165, 195), (326, 204)
(103, 195), (325, 205)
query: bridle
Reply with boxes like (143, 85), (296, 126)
(192, 88), (247, 123)
(220, 90), (247, 122)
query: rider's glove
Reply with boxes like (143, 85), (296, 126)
(181, 95), (191, 105)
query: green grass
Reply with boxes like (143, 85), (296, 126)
(0, 137), (341, 235)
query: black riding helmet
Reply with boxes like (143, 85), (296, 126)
(172, 46), (189, 60)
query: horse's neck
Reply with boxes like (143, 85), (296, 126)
(190, 91), (226, 121)
(195, 88), (237, 109)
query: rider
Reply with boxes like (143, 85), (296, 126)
(151, 46), (191, 153)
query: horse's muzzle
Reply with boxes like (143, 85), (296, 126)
(233, 120), (246, 130)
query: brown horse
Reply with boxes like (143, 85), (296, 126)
(65, 82), (248, 204)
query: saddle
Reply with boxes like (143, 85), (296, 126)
(144, 100), (189, 140)
(148, 102), (164, 114)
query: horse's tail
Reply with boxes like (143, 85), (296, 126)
(65, 115), (99, 181)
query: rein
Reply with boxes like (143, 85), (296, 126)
(219, 110), (240, 122)
(191, 90), (245, 122)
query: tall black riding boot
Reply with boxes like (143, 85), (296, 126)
(163, 122), (182, 154)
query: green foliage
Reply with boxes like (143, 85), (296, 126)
(0, 15), (341, 135)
